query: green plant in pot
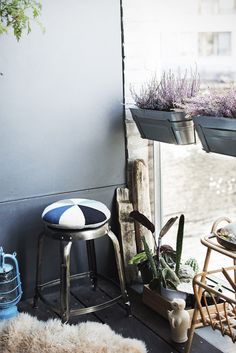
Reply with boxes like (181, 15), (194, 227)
(129, 212), (199, 299)
(128, 244), (175, 284)
(129, 211), (178, 284)
(128, 211), (157, 284)
(157, 215), (197, 300)
(128, 250), (153, 284)
(130, 69), (200, 145)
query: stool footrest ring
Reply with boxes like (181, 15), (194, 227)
(70, 295), (123, 316)
(35, 274), (129, 320)
(38, 272), (93, 290)
(36, 285), (124, 318)
(34, 221), (130, 322)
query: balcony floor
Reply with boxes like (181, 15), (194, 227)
(19, 277), (233, 353)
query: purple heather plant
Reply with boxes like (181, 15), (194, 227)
(181, 88), (236, 119)
(131, 69), (200, 111)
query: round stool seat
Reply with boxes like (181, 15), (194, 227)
(42, 198), (110, 230)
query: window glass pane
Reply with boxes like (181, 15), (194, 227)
(159, 7), (236, 269)
(161, 143), (235, 269)
(199, 32), (215, 56)
(217, 32), (231, 55)
(199, 0), (219, 14)
(123, 0), (236, 271)
(199, 0), (236, 14)
(219, 0), (236, 12)
(198, 32), (231, 56)
(161, 32), (197, 58)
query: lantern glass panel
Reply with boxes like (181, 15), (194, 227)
(0, 268), (18, 305)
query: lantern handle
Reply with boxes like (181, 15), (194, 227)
(0, 247), (4, 269)
(4, 252), (20, 275)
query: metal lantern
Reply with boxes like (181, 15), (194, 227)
(0, 247), (22, 320)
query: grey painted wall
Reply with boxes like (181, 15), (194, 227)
(0, 1), (126, 297)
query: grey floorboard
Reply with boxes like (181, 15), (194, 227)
(18, 277), (234, 353)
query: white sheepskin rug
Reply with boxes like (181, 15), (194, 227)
(0, 313), (147, 353)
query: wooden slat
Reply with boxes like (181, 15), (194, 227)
(130, 289), (223, 353)
(18, 297), (58, 322)
(116, 187), (138, 283)
(19, 286), (101, 324)
(70, 280), (179, 353)
(142, 285), (227, 328)
(18, 277), (225, 353)
(96, 278), (223, 353)
(132, 159), (154, 252)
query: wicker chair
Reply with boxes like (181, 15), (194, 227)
(185, 217), (236, 353)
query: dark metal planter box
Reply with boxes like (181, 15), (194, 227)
(193, 115), (236, 157)
(130, 108), (195, 145)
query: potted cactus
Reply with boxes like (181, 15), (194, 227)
(181, 88), (236, 157)
(130, 69), (200, 145)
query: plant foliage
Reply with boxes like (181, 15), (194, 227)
(0, 0), (42, 41)
(181, 87), (236, 119)
(175, 214), (184, 276)
(141, 236), (158, 278)
(131, 69), (200, 111)
(128, 251), (147, 265)
(129, 212), (199, 291)
(159, 257), (180, 289)
(185, 257), (199, 274)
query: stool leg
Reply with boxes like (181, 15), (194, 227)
(185, 247), (212, 353)
(234, 258), (236, 300)
(86, 240), (97, 289)
(107, 229), (131, 316)
(60, 240), (72, 323)
(33, 231), (45, 309)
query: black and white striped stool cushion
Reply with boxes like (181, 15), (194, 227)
(42, 199), (110, 230)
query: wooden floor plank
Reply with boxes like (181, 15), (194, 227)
(18, 276), (231, 353)
(96, 277), (223, 353)
(70, 279), (179, 353)
(128, 288), (223, 353)
(19, 288), (102, 324)
(18, 297), (58, 322)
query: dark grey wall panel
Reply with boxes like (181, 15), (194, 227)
(0, 0), (126, 299)
(0, 0), (125, 202)
(0, 186), (122, 298)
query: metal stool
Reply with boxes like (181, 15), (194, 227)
(33, 199), (130, 322)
